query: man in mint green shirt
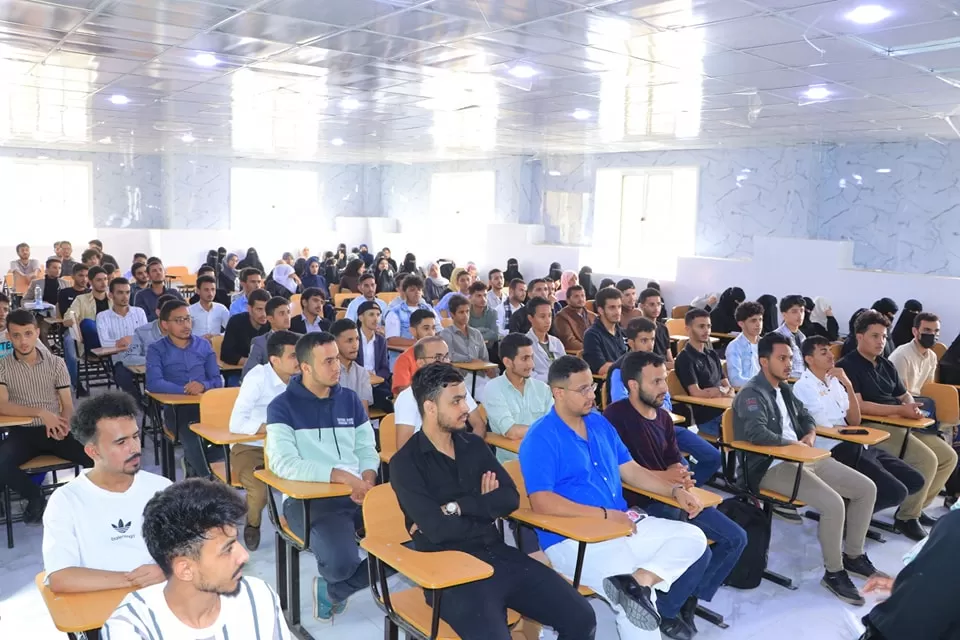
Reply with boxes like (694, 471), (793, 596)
(480, 333), (554, 462)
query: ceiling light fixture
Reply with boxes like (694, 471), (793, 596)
(548, 170), (561, 176)
(804, 85), (831, 100)
(98, 136), (112, 144)
(876, 168), (891, 173)
(109, 94), (130, 105)
(508, 65), (537, 79)
(340, 97), (360, 110)
(845, 5), (893, 25)
(331, 137), (345, 146)
(572, 108), (591, 120)
(193, 52), (219, 67)
(181, 133), (195, 143)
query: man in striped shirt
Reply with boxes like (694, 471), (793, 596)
(101, 479), (291, 639)
(97, 278), (148, 356)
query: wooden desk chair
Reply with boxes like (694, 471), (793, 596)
(289, 294), (302, 316)
(671, 305), (690, 319)
(585, 300), (596, 314)
(600, 380), (609, 410)
(188, 388), (248, 486)
(665, 318), (685, 336)
(829, 342), (842, 361)
(208, 334), (241, 372)
(334, 292), (358, 308)
(933, 342), (948, 361)
(440, 318), (453, 328)
(328, 283), (340, 296)
(379, 414), (396, 479)
(61, 275), (73, 287)
(335, 309), (346, 320)
(362, 483), (522, 640)
(165, 266), (189, 279)
(665, 370), (700, 438)
(921, 382), (960, 428)
(36, 572), (134, 638)
(4, 455), (80, 548)
(377, 292), (400, 304)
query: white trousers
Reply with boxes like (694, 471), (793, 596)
(545, 516), (707, 640)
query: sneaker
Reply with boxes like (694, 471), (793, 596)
(918, 512), (939, 527)
(243, 524), (261, 551)
(772, 505), (803, 523)
(843, 553), (885, 580)
(313, 576), (347, 622)
(602, 574), (661, 631)
(22, 496), (46, 524)
(821, 570), (865, 606)
(660, 617), (693, 640)
(679, 596), (698, 633)
(893, 517), (927, 542)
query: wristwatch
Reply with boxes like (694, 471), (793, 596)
(442, 501), (460, 516)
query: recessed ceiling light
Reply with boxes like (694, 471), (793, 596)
(509, 65), (538, 79)
(193, 52), (219, 67)
(331, 137), (345, 146)
(340, 97), (360, 110)
(37, 155), (49, 160)
(572, 108), (591, 120)
(109, 94), (130, 105)
(548, 170), (561, 176)
(98, 136), (112, 144)
(804, 85), (831, 100)
(845, 5), (893, 25)
(876, 167), (891, 173)
(181, 133), (195, 143)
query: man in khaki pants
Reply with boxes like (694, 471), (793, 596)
(228, 330), (301, 550)
(838, 310), (958, 542)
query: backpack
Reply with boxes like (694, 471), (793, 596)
(717, 497), (770, 589)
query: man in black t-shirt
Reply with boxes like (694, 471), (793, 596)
(674, 308), (733, 436)
(638, 288), (674, 369)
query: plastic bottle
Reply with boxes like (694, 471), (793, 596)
(34, 285), (41, 306)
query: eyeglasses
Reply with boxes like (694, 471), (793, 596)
(559, 383), (597, 397)
(168, 316), (193, 325)
(424, 353), (451, 363)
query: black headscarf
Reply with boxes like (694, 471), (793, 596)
(871, 298), (899, 357)
(204, 250), (218, 271)
(891, 299), (923, 347)
(840, 308), (869, 358)
(547, 261), (563, 283)
(757, 294), (778, 335)
(710, 287), (746, 334)
(504, 258), (523, 282)
(579, 266), (597, 300)
(237, 247), (264, 274)
(799, 296), (816, 335)
(401, 253), (422, 277)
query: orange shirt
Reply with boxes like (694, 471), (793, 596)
(392, 347), (417, 396)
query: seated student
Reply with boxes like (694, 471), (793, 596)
(525, 296), (566, 382)
(265, 331), (378, 620)
(390, 363), (596, 640)
(519, 355), (709, 640)
(43, 392), (171, 593)
(81, 247), (101, 268)
(229, 330), (300, 551)
(133, 259), (184, 322)
(394, 336), (487, 450)
(674, 308), (734, 436)
(271, 258), (300, 297)
(804, 296), (840, 341)
(481, 333), (554, 463)
(220, 288), (271, 369)
(146, 300), (224, 478)
(0, 310), (90, 522)
(125, 252), (148, 280)
(96, 277), (147, 348)
(794, 336), (924, 519)
(838, 310), (957, 541)
(58, 263), (89, 319)
(188, 275), (230, 338)
(345, 273), (388, 322)
(554, 285), (596, 351)
(436, 268), (473, 314)
(467, 280), (499, 348)
(228, 267), (263, 316)
(57, 241), (78, 277)
(441, 294), (496, 395)
(88, 240), (117, 274)
(609, 318), (721, 487)
(23, 257), (67, 307)
(889, 311), (942, 428)
(114, 294), (176, 401)
(486, 268), (505, 310)
(128, 260), (149, 301)
(187, 265), (232, 309)
(101, 479), (291, 638)
(9, 242), (41, 280)
(775, 294), (807, 379)
(299, 256), (330, 299)
(725, 300), (764, 388)
(496, 278), (527, 337)
(290, 286), (332, 334)
(734, 332), (880, 605)
(637, 287), (674, 369)
(617, 279), (642, 328)
(582, 287), (628, 375)
(330, 318), (375, 414)
(605, 351), (746, 638)
(355, 301), (392, 410)
(508, 278), (552, 335)
(391, 309), (437, 396)
(241, 295), (293, 379)
(872, 297), (899, 358)
(708, 287), (745, 336)
(384, 275), (439, 344)
(63, 265), (111, 395)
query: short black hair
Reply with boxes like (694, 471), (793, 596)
(6, 309), (37, 329)
(402, 275), (424, 291)
(410, 308), (435, 328)
(758, 331), (792, 359)
(616, 278), (636, 292)
(525, 296), (552, 318)
(567, 285), (584, 296)
(81, 248), (101, 263)
(914, 312), (940, 328)
(248, 288), (271, 306)
(72, 263), (89, 276)
(108, 277), (130, 293)
(45, 257), (61, 269)
(411, 362), (465, 416)
(621, 350), (666, 386)
(595, 287), (622, 310)
(330, 318), (357, 338)
(159, 299), (188, 321)
(89, 239), (103, 249)
(146, 256), (162, 267)
(142, 479), (246, 576)
(448, 294), (469, 315)
(528, 277), (546, 290)
(295, 331), (336, 364)
(624, 317), (657, 339)
(547, 355), (590, 386)
(500, 332), (534, 361)
(735, 300), (765, 323)
(509, 278), (526, 291)
(196, 275), (216, 288)
(468, 281), (487, 295)
(779, 294), (806, 314)
(267, 330), (300, 360)
(265, 296), (289, 316)
(133, 252), (148, 261)
(0, 292), (8, 305)
(684, 307), (709, 325)
(801, 335), (830, 362)
(197, 265), (215, 276)
(15, 242), (28, 251)
(131, 261), (146, 275)
(87, 265), (107, 281)
(239, 267), (261, 282)
(639, 288), (661, 304)
(157, 294), (178, 312)
(488, 268), (502, 278)
(855, 309), (890, 334)
(103, 263), (117, 274)
(358, 272), (376, 284)
(70, 391), (138, 446)
(301, 287), (325, 303)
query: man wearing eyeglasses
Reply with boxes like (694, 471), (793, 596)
(394, 336), (486, 451)
(145, 299), (224, 478)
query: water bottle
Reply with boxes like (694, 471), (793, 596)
(33, 285), (41, 306)
(234, 276), (240, 292)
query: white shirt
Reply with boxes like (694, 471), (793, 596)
(486, 289), (505, 310)
(272, 264), (298, 294)
(189, 301), (230, 337)
(526, 328), (566, 383)
(229, 363), (287, 448)
(771, 387), (799, 468)
(496, 300), (524, 336)
(102, 576), (291, 640)
(394, 386), (478, 431)
(96, 306), (148, 351)
(42, 470), (171, 576)
(384, 303), (441, 339)
(792, 368), (849, 451)
(361, 329), (376, 373)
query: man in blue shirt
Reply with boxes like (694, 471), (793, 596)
(133, 259), (183, 322)
(146, 299), (223, 478)
(229, 268), (263, 316)
(724, 301), (763, 388)
(519, 355), (708, 640)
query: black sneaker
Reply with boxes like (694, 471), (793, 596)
(679, 596), (699, 633)
(243, 524), (261, 551)
(918, 512), (939, 527)
(660, 617), (693, 640)
(843, 553), (886, 580)
(22, 496), (46, 524)
(821, 570), (865, 606)
(75, 384), (89, 398)
(772, 505), (803, 523)
(894, 518), (927, 541)
(602, 574), (661, 631)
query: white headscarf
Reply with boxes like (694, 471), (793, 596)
(810, 297), (831, 327)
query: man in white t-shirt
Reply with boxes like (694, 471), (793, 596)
(102, 479), (291, 639)
(393, 336), (486, 451)
(43, 392), (171, 593)
(188, 275), (230, 338)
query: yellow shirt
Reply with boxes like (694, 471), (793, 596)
(889, 340), (937, 397)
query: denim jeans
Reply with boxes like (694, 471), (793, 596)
(675, 427), (721, 486)
(162, 405), (222, 478)
(698, 415), (722, 437)
(113, 362), (141, 403)
(648, 504), (747, 615)
(282, 495), (369, 603)
(62, 331), (79, 389)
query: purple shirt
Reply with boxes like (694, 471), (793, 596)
(603, 399), (681, 471)
(145, 336), (223, 394)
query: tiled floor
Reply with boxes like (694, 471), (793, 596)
(0, 433), (936, 640)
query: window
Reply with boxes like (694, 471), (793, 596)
(429, 171), (495, 222)
(593, 166), (698, 280)
(0, 158), (92, 238)
(230, 168), (320, 237)
(544, 191), (591, 245)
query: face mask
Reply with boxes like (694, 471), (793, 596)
(918, 333), (937, 349)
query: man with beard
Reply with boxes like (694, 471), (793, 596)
(42, 392), (171, 594)
(390, 363), (597, 640)
(102, 479), (290, 639)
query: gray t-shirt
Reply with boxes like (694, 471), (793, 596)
(340, 360), (373, 404)
(9, 258), (40, 277)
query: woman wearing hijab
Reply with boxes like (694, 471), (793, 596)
(339, 258), (365, 293)
(204, 250), (218, 271)
(323, 257), (339, 286)
(216, 247), (226, 272)
(840, 308), (869, 358)
(710, 287), (746, 334)
(598, 278), (616, 291)
(374, 257), (397, 293)
(424, 261), (448, 305)
(335, 243), (348, 270)
(504, 258), (523, 282)
(757, 294), (779, 335)
(299, 257), (330, 298)
(237, 247), (264, 274)
(578, 266), (597, 300)
(219, 253), (240, 292)
(401, 253), (424, 279)
(805, 296), (840, 340)
(546, 261), (563, 283)
(939, 332), (960, 385)
(872, 298), (899, 357)
(891, 300), (923, 347)
(556, 270), (578, 303)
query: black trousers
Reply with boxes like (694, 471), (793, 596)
(831, 442), (925, 513)
(0, 427), (92, 500)
(424, 542), (596, 640)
